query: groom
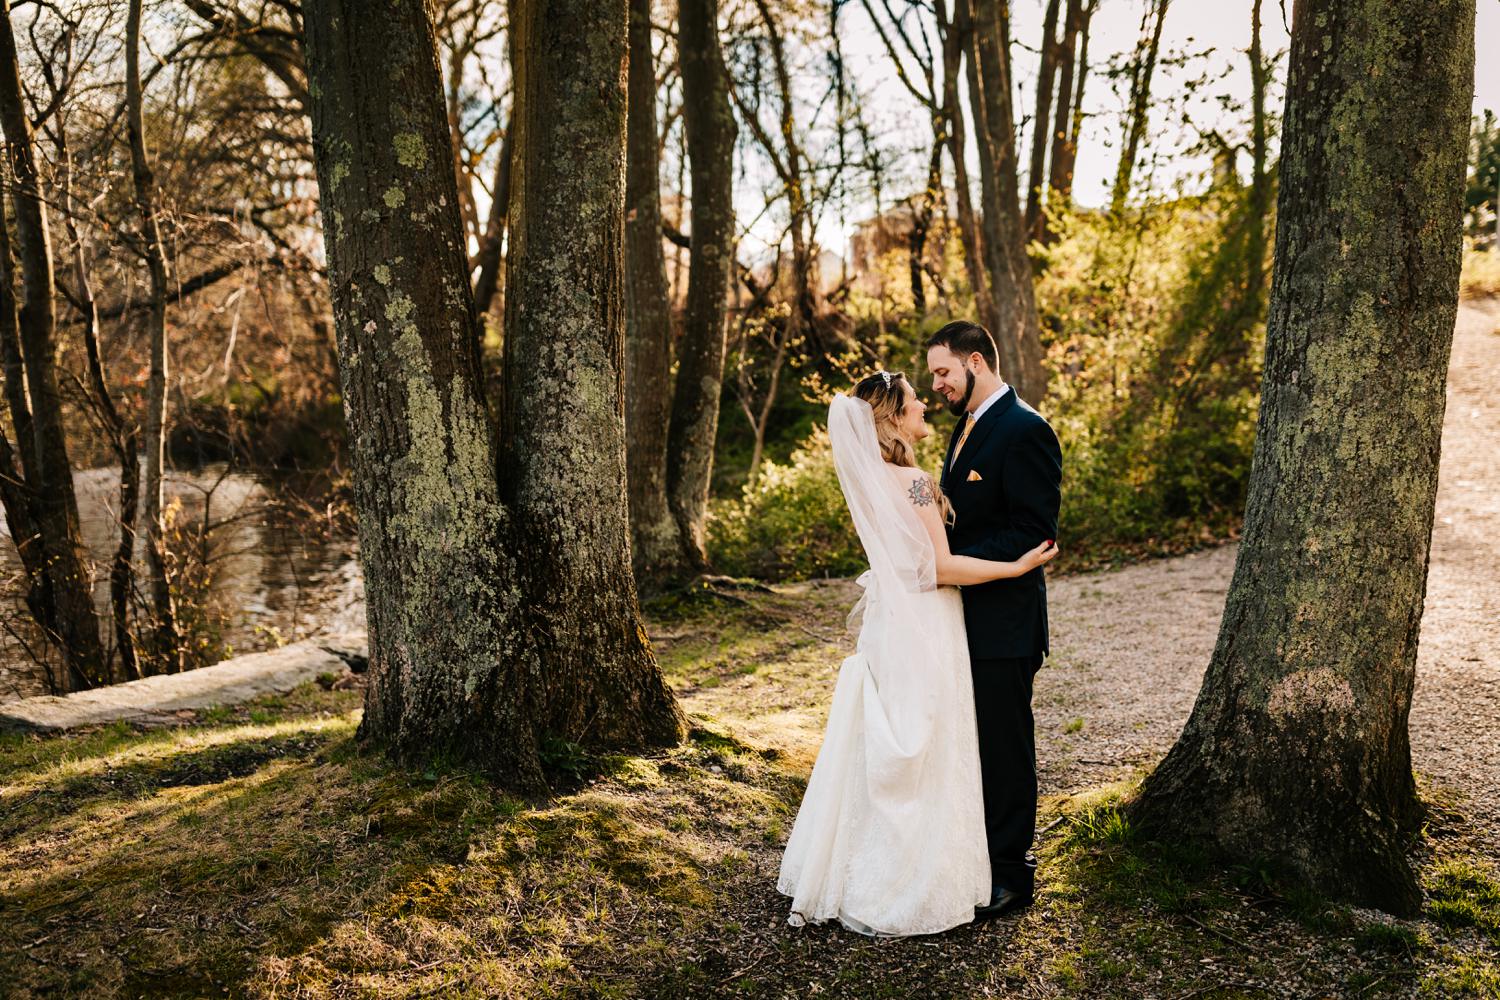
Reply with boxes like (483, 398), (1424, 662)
(927, 321), (1062, 918)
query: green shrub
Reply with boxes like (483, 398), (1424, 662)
(708, 419), (951, 581)
(708, 426), (863, 581)
(707, 191), (1271, 581)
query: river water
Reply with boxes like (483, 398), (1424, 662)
(0, 465), (363, 702)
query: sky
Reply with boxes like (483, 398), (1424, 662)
(1020, 0), (1499, 209)
(791, 0), (1500, 255)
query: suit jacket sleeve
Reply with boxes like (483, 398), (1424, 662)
(955, 418), (1062, 562)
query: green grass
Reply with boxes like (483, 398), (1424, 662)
(2, 586), (1497, 998)
(1428, 858), (1500, 942)
(0, 685), (801, 998)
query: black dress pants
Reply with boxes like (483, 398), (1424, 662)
(970, 653), (1044, 896)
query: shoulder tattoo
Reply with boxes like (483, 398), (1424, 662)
(906, 475), (935, 508)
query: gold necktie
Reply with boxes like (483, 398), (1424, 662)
(950, 413), (976, 469)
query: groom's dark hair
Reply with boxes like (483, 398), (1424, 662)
(926, 321), (999, 373)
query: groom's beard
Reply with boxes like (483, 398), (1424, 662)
(946, 369), (976, 417)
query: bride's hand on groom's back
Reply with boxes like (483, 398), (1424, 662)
(1021, 539), (1059, 572)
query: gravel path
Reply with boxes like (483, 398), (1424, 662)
(1038, 298), (1500, 847)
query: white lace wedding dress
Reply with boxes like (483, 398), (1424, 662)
(776, 393), (990, 937)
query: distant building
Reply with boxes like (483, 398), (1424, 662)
(846, 191), (959, 296)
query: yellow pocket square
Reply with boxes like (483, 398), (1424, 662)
(967, 469), (983, 482)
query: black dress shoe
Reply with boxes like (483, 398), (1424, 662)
(974, 886), (1033, 919)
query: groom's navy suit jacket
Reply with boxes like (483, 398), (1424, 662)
(940, 388), (1063, 661)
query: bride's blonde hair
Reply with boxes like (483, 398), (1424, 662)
(852, 370), (953, 522)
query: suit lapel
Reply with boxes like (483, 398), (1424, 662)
(948, 388), (1017, 487)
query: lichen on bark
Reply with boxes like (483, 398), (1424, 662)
(1126, 0), (1474, 917)
(303, 0), (683, 787)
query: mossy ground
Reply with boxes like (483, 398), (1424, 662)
(2, 582), (1496, 998)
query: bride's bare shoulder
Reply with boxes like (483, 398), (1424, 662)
(884, 463), (938, 507)
(884, 462), (926, 480)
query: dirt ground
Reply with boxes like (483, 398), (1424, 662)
(1031, 299), (1500, 846)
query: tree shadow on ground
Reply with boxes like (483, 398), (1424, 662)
(0, 690), (803, 999)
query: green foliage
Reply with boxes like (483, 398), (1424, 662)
(1467, 110), (1499, 248)
(707, 426), (864, 580)
(1037, 185), (1269, 565)
(1355, 919), (1429, 958)
(1067, 804), (1135, 847)
(706, 191), (1274, 581)
(1427, 858), (1500, 943)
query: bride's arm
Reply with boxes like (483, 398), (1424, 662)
(896, 468), (1057, 586)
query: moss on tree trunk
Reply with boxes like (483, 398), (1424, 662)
(301, 0), (683, 789)
(1127, 0), (1475, 917)
(502, 0), (687, 747)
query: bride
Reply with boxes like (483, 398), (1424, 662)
(776, 370), (1057, 937)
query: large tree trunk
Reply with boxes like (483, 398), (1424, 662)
(0, 2), (104, 691)
(667, 0), (736, 573)
(1128, 0), (1474, 917)
(1110, 0), (1169, 215)
(623, 0), (679, 585)
(303, 0), (683, 787)
(501, 0), (686, 746)
(126, 0), (183, 673)
(302, 0), (528, 778)
(966, 0), (1046, 401)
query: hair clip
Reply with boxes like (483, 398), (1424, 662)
(879, 370), (893, 387)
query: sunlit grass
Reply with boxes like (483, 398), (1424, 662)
(2, 589), (1497, 998)
(1460, 245), (1500, 299)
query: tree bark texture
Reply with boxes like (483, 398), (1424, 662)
(1128, 0), (1474, 917)
(502, 0), (687, 746)
(941, 0), (1000, 338)
(623, 0), (679, 584)
(303, 0), (527, 776)
(966, 0), (1046, 401)
(303, 0), (684, 787)
(667, 0), (736, 574)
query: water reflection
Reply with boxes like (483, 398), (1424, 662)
(0, 464), (361, 702)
